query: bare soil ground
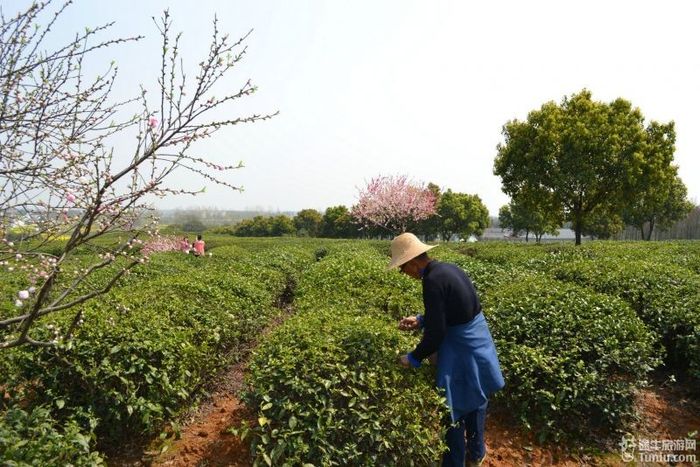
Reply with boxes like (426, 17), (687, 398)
(484, 376), (699, 467)
(150, 359), (253, 467)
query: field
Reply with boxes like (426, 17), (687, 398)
(1, 237), (699, 466)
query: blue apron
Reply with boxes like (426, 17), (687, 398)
(436, 312), (505, 422)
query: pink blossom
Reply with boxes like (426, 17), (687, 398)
(148, 116), (159, 128)
(141, 235), (182, 256)
(15, 300), (23, 308)
(66, 193), (76, 203)
(351, 175), (437, 234)
(18, 290), (30, 300)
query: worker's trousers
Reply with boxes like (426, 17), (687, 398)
(441, 400), (487, 467)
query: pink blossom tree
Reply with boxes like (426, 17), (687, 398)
(0, 2), (275, 349)
(351, 175), (437, 236)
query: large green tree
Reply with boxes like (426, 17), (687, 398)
(494, 89), (674, 245)
(321, 205), (358, 238)
(436, 190), (489, 241)
(293, 209), (323, 237)
(498, 197), (561, 242)
(620, 120), (692, 239)
(414, 182), (443, 240)
(622, 171), (693, 240)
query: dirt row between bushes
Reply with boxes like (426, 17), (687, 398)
(107, 333), (258, 467)
(149, 358), (253, 467)
(107, 277), (298, 467)
(146, 294), (301, 467)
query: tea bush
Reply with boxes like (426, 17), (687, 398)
(246, 310), (447, 466)
(486, 276), (657, 438)
(245, 245), (449, 465)
(0, 406), (104, 465)
(1, 241), (316, 456)
(435, 247), (658, 438)
(552, 258), (700, 381)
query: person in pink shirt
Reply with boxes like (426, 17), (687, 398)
(193, 234), (206, 256)
(180, 236), (191, 254)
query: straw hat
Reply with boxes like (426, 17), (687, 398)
(388, 232), (437, 270)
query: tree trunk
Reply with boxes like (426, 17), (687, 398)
(575, 227), (582, 245)
(646, 219), (655, 241)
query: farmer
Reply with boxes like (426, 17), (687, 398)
(390, 232), (504, 467)
(180, 236), (191, 254)
(193, 234), (206, 256)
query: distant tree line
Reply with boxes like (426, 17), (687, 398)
(207, 181), (490, 240)
(615, 205), (700, 240)
(207, 206), (358, 238)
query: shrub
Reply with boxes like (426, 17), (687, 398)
(245, 310), (448, 466)
(1, 241), (316, 454)
(0, 406), (104, 466)
(486, 276), (658, 438)
(552, 259), (700, 381)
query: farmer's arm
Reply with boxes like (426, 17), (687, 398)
(407, 281), (446, 366)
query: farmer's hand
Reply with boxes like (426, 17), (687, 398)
(398, 316), (419, 331)
(398, 354), (411, 368)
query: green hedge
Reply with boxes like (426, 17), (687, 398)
(551, 259), (700, 381)
(435, 248), (658, 439)
(244, 244), (449, 465)
(486, 277), (656, 438)
(0, 406), (104, 466)
(246, 310), (447, 466)
(1, 242), (315, 457)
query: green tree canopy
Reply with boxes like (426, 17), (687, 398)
(293, 209), (323, 237)
(414, 182), (443, 240)
(232, 215), (294, 237)
(494, 89), (675, 245)
(622, 169), (693, 240)
(436, 190), (489, 241)
(581, 203), (625, 240)
(498, 198), (561, 242)
(270, 215), (295, 236)
(321, 206), (358, 238)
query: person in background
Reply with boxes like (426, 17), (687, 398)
(180, 236), (191, 254)
(193, 234), (205, 256)
(390, 232), (504, 467)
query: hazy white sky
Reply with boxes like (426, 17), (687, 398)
(7, 0), (699, 215)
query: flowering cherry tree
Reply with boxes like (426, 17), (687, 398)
(351, 175), (437, 235)
(0, 2), (275, 348)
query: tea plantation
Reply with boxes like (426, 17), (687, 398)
(1, 237), (698, 465)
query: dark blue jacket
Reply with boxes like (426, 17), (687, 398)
(412, 261), (481, 361)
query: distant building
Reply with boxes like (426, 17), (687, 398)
(479, 227), (590, 242)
